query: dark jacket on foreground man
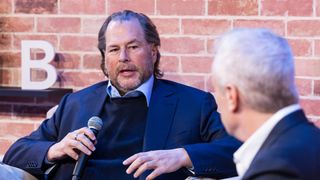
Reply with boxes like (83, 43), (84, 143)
(4, 79), (241, 179)
(243, 110), (320, 180)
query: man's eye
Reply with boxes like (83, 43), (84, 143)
(128, 45), (138, 50)
(108, 48), (118, 53)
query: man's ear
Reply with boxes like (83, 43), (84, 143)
(225, 85), (240, 112)
(151, 44), (157, 63)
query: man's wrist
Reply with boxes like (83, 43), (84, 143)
(179, 148), (193, 168)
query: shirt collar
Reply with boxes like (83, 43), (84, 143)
(106, 75), (154, 106)
(233, 104), (301, 178)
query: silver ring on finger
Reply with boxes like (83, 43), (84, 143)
(75, 133), (79, 141)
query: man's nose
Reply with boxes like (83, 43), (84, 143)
(119, 48), (129, 62)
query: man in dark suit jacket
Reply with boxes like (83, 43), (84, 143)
(212, 28), (320, 179)
(3, 10), (240, 180)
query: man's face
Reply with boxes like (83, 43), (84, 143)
(104, 19), (156, 95)
(212, 73), (236, 135)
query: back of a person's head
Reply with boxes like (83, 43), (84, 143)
(213, 28), (299, 113)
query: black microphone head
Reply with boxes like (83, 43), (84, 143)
(88, 116), (103, 131)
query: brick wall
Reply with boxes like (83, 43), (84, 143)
(0, 0), (320, 155)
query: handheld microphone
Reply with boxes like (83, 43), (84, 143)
(72, 116), (103, 180)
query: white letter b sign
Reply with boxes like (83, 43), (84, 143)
(21, 40), (57, 90)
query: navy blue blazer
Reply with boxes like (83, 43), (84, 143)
(243, 110), (320, 180)
(4, 79), (240, 179)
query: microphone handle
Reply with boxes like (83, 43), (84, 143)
(72, 176), (80, 180)
(72, 128), (98, 179)
(72, 153), (89, 180)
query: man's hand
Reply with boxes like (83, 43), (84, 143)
(123, 148), (193, 180)
(47, 127), (96, 162)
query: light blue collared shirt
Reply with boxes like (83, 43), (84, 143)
(106, 75), (154, 106)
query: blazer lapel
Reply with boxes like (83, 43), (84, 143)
(78, 81), (108, 127)
(259, 110), (307, 150)
(143, 79), (178, 151)
(244, 110), (309, 179)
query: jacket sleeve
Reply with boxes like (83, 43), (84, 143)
(2, 94), (70, 179)
(184, 92), (242, 179)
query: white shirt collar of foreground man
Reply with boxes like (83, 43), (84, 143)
(233, 104), (301, 178)
(106, 75), (154, 107)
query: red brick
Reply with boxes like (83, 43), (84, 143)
(207, 38), (216, 55)
(13, 105), (52, 117)
(0, 139), (13, 155)
(161, 37), (205, 54)
(0, 34), (12, 50)
(0, 17), (34, 32)
(0, 122), (34, 137)
(0, 115), (12, 122)
(38, 17), (80, 33)
(50, 80), (62, 89)
(182, 19), (231, 36)
(314, 40), (320, 56)
(108, 0), (154, 14)
(181, 56), (212, 73)
(83, 54), (101, 70)
(261, 0), (312, 16)
(30, 69), (47, 82)
(0, 68), (21, 86)
(32, 50), (51, 60)
(60, 0), (105, 14)
(300, 99), (320, 116)
(160, 56), (179, 73)
(15, 0), (57, 14)
(30, 69), (44, 79)
(234, 20), (285, 36)
(52, 71), (80, 88)
(13, 69), (21, 86)
(206, 76), (214, 93)
(13, 34), (58, 50)
(53, 53), (81, 69)
(0, 69), (12, 85)
(0, 0), (12, 13)
(152, 18), (179, 35)
(317, 0), (320, 16)
(34, 52), (80, 69)
(0, 116), (11, 121)
(157, 0), (205, 15)
(295, 60), (320, 77)
(288, 20), (320, 37)
(12, 115), (45, 122)
(83, 17), (105, 34)
(34, 122), (42, 129)
(59, 71), (105, 87)
(0, 52), (21, 68)
(288, 39), (312, 57)
(314, 80), (320, 96)
(164, 74), (205, 89)
(208, 0), (258, 16)
(295, 78), (312, 96)
(60, 35), (97, 52)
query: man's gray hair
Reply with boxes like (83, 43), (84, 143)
(213, 28), (299, 113)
